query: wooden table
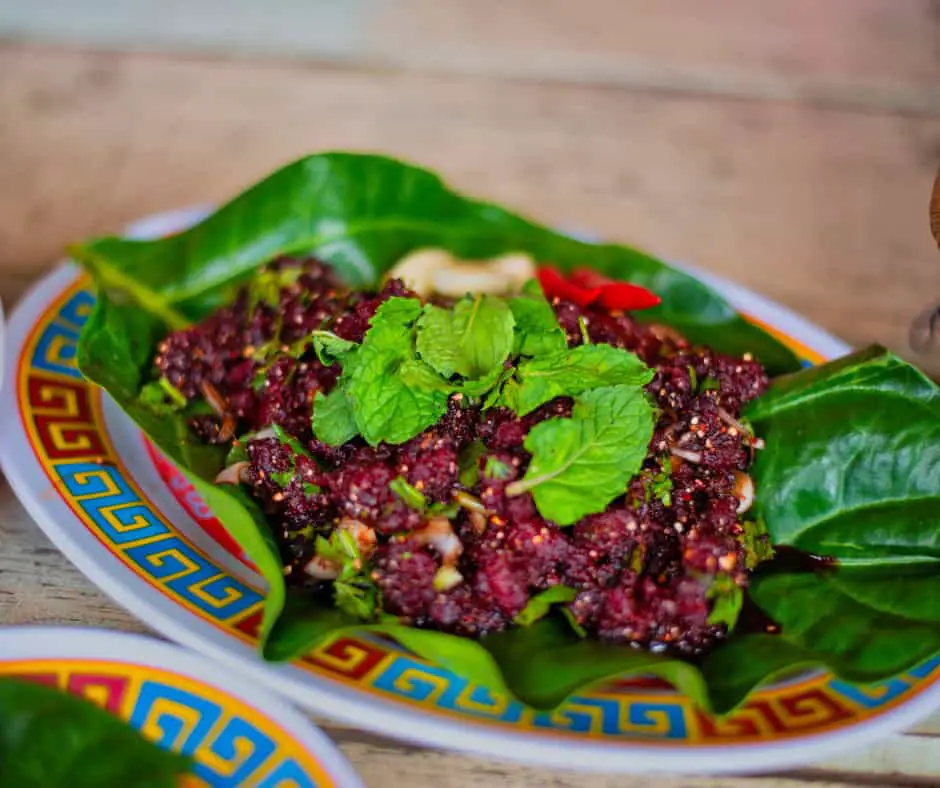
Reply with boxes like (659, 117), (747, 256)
(2, 3), (940, 784)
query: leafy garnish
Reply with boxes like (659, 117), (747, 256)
(506, 386), (656, 525)
(457, 440), (487, 488)
(345, 298), (451, 445)
(483, 456), (511, 480)
(504, 344), (653, 417)
(312, 388), (358, 446)
(416, 294), (515, 380)
(705, 574), (744, 630)
(741, 518), (773, 569)
(0, 677), (193, 787)
(643, 463), (673, 506)
(577, 316), (591, 345)
(139, 377), (187, 414)
(390, 476), (428, 510)
(507, 280), (567, 358)
(316, 530), (380, 620)
(271, 423), (313, 460)
(514, 585), (578, 626)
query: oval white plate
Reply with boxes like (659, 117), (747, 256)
(0, 626), (363, 787)
(2, 208), (938, 776)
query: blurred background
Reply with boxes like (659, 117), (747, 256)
(2, 0), (939, 373)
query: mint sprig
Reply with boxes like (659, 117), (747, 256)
(506, 385), (656, 525)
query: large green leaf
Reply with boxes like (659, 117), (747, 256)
(745, 346), (940, 561)
(0, 678), (192, 787)
(72, 152), (800, 373)
(73, 153), (940, 717)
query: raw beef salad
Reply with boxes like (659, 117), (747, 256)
(72, 153), (940, 714)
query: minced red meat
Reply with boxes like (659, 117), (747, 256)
(155, 257), (769, 655)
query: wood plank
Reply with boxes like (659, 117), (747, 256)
(2, 482), (939, 784)
(3, 1), (940, 111)
(1, 45), (939, 375)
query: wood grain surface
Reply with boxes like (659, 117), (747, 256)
(2, 2), (940, 782)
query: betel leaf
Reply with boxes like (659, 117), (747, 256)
(507, 385), (656, 525)
(0, 678), (192, 788)
(345, 297), (451, 445)
(416, 294), (515, 379)
(77, 298), (289, 647)
(504, 343), (654, 416)
(72, 152), (940, 717)
(70, 152), (799, 373)
(745, 346), (940, 562)
(507, 280), (568, 358)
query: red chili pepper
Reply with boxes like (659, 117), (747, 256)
(537, 266), (661, 311)
(536, 266), (602, 308)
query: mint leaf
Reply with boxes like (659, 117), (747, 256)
(508, 281), (567, 357)
(510, 344), (654, 416)
(309, 330), (357, 366)
(390, 476), (428, 510)
(313, 388), (359, 446)
(347, 297), (450, 445)
(417, 294), (515, 380)
(514, 585), (578, 626)
(507, 385), (656, 525)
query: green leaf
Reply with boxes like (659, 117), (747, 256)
(507, 386), (656, 525)
(507, 281), (568, 357)
(0, 678), (192, 788)
(309, 330), (357, 367)
(457, 440), (487, 488)
(312, 388), (358, 446)
(705, 574), (744, 629)
(514, 585), (578, 626)
(70, 152), (799, 373)
(345, 297), (451, 445)
(745, 347), (940, 561)
(509, 344), (654, 416)
(416, 294), (515, 379)
(390, 476), (428, 510)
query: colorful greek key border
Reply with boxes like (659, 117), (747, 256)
(0, 658), (331, 787)
(16, 273), (940, 746)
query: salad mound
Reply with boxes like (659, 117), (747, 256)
(152, 254), (772, 655)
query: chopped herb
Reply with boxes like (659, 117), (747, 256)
(271, 424), (313, 460)
(428, 501), (461, 518)
(457, 440), (487, 488)
(303, 482), (322, 496)
(271, 470), (295, 487)
(514, 585), (578, 626)
(687, 365), (698, 393)
(706, 574), (744, 630)
(700, 376), (721, 393)
(316, 530), (380, 620)
(741, 518), (774, 569)
(483, 456), (511, 480)
(577, 315), (591, 345)
(390, 476), (427, 510)
(139, 378), (187, 414)
(644, 464), (673, 507)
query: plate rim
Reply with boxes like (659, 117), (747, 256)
(0, 624), (364, 788)
(2, 207), (937, 776)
